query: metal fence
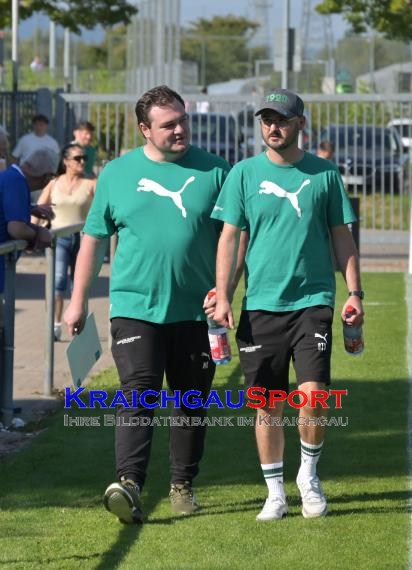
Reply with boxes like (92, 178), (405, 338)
(58, 92), (412, 231)
(0, 223), (84, 427)
(0, 91), (38, 147)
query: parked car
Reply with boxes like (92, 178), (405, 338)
(319, 124), (407, 193)
(387, 118), (412, 153)
(189, 112), (242, 165)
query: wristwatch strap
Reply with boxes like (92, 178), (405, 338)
(348, 290), (364, 299)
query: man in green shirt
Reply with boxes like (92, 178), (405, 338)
(64, 85), (236, 523)
(212, 88), (364, 521)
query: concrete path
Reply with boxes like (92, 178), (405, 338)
(11, 254), (113, 423)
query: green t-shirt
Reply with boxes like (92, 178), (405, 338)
(84, 145), (97, 176)
(211, 151), (356, 311)
(84, 145), (229, 323)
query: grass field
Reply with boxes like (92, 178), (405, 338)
(350, 193), (410, 231)
(0, 273), (409, 569)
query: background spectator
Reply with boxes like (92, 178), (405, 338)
(0, 148), (56, 295)
(12, 114), (59, 172)
(72, 121), (97, 178)
(32, 143), (96, 341)
(317, 140), (335, 162)
(196, 86), (210, 114)
(30, 56), (44, 72)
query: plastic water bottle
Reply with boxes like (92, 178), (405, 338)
(206, 291), (232, 365)
(343, 305), (364, 356)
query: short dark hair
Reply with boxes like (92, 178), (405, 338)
(135, 85), (185, 126)
(75, 120), (95, 132)
(319, 140), (335, 153)
(32, 114), (49, 125)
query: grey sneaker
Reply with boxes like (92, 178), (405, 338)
(297, 474), (328, 518)
(54, 323), (62, 342)
(103, 478), (144, 524)
(256, 496), (288, 521)
(169, 482), (200, 514)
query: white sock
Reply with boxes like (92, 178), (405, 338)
(261, 462), (285, 498)
(298, 439), (324, 479)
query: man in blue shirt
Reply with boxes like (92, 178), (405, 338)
(0, 148), (55, 292)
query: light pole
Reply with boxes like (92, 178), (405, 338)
(63, 28), (71, 91)
(368, 34), (375, 92)
(11, 0), (19, 146)
(281, 0), (289, 88)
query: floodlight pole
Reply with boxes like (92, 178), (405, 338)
(49, 21), (56, 76)
(63, 28), (71, 92)
(11, 0), (19, 146)
(281, 0), (289, 89)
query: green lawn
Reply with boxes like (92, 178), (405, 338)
(0, 274), (409, 569)
(351, 193), (410, 231)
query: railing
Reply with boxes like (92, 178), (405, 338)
(60, 92), (412, 231)
(0, 91), (38, 147)
(0, 222), (84, 426)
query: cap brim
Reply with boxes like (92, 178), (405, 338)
(255, 104), (295, 118)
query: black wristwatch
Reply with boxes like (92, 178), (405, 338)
(348, 290), (364, 300)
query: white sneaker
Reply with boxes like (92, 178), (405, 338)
(256, 495), (288, 521)
(297, 474), (328, 518)
(54, 323), (62, 342)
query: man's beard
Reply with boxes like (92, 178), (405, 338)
(263, 124), (300, 152)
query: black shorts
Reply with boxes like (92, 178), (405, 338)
(235, 306), (333, 395)
(110, 318), (215, 404)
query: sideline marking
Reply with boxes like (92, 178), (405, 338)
(406, 274), (412, 568)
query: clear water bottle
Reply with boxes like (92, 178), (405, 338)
(343, 305), (364, 356)
(206, 291), (232, 365)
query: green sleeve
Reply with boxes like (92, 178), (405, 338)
(210, 166), (246, 229)
(327, 168), (357, 228)
(83, 165), (116, 238)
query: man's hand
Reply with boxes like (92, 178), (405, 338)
(29, 226), (52, 251)
(30, 204), (54, 221)
(342, 297), (364, 327)
(214, 298), (235, 329)
(203, 287), (216, 320)
(64, 301), (87, 337)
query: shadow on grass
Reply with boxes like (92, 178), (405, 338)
(0, 369), (409, 567)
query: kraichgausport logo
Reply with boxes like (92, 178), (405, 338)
(64, 388), (347, 410)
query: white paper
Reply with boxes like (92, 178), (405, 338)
(66, 313), (102, 388)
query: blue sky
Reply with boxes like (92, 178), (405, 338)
(181, 0), (347, 41)
(20, 0), (348, 44)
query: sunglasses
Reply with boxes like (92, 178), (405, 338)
(70, 155), (87, 163)
(259, 116), (295, 129)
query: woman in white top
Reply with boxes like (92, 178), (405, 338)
(34, 143), (96, 340)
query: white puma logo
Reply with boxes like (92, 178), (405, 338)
(315, 332), (328, 352)
(314, 332), (328, 342)
(136, 176), (195, 218)
(258, 179), (311, 218)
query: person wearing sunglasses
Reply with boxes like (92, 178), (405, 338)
(212, 88), (363, 521)
(32, 143), (96, 341)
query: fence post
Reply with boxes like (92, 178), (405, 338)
(44, 241), (56, 396)
(0, 251), (18, 427)
(409, 203), (412, 275)
(350, 197), (360, 253)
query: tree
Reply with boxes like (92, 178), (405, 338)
(0, 0), (137, 34)
(315, 0), (412, 42)
(181, 15), (268, 85)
